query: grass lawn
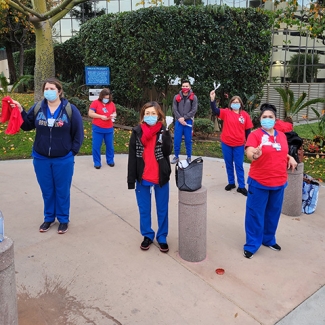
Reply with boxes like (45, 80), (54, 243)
(0, 94), (324, 182)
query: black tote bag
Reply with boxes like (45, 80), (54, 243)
(175, 157), (203, 192)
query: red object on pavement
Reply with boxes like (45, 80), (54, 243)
(215, 268), (225, 275)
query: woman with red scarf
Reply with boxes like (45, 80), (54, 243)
(127, 102), (172, 253)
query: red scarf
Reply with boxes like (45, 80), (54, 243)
(141, 122), (162, 146)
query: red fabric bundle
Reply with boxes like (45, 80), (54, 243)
(274, 119), (293, 133)
(1, 96), (23, 134)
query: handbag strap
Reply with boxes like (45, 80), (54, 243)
(190, 157), (203, 164)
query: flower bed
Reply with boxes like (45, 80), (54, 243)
(302, 137), (325, 156)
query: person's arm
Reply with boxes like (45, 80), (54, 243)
(245, 129), (251, 140)
(88, 107), (109, 120)
(245, 146), (262, 162)
(11, 99), (35, 130)
(127, 131), (137, 189)
(12, 100), (38, 131)
(210, 101), (220, 117)
(172, 96), (181, 120)
(162, 128), (172, 157)
(209, 90), (220, 116)
(70, 105), (84, 155)
(185, 95), (198, 119)
(287, 154), (298, 171)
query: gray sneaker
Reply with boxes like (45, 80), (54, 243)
(187, 157), (191, 164)
(171, 156), (179, 164)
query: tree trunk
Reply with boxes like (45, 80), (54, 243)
(5, 41), (17, 84)
(19, 43), (25, 77)
(33, 20), (55, 101)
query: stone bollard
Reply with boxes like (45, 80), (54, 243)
(178, 186), (207, 262)
(282, 162), (304, 217)
(0, 237), (18, 325)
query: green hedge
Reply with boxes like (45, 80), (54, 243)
(13, 36), (85, 86)
(78, 5), (272, 115)
(13, 5), (272, 119)
(193, 118), (215, 136)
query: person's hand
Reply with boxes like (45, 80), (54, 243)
(252, 147), (262, 160)
(166, 116), (174, 130)
(210, 90), (216, 101)
(178, 117), (187, 126)
(287, 155), (298, 171)
(11, 100), (23, 112)
(101, 115), (109, 121)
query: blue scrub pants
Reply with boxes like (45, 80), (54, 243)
(244, 184), (285, 254)
(33, 155), (74, 224)
(135, 181), (169, 244)
(173, 120), (193, 158)
(221, 142), (245, 188)
(92, 128), (114, 167)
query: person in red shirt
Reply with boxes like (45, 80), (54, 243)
(210, 91), (253, 196)
(127, 102), (172, 253)
(243, 103), (297, 259)
(88, 88), (117, 169)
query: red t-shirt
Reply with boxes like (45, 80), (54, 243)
(90, 99), (116, 129)
(219, 109), (253, 146)
(246, 128), (289, 187)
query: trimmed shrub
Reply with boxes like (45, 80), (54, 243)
(115, 104), (140, 127)
(68, 97), (89, 116)
(78, 6), (272, 115)
(193, 118), (215, 137)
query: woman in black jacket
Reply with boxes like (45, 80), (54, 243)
(127, 101), (172, 253)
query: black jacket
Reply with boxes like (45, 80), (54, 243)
(127, 124), (172, 189)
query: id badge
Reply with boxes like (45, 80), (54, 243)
(48, 118), (55, 127)
(273, 143), (281, 151)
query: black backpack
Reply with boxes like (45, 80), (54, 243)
(285, 131), (303, 163)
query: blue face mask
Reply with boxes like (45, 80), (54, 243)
(102, 98), (109, 104)
(231, 103), (241, 110)
(143, 115), (158, 126)
(44, 90), (58, 101)
(261, 118), (275, 130)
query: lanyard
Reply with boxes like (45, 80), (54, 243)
(261, 129), (278, 143)
(47, 103), (62, 119)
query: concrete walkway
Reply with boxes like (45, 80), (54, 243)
(0, 155), (324, 325)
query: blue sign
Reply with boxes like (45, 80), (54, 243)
(85, 66), (110, 85)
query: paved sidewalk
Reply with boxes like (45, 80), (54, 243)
(0, 155), (324, 325)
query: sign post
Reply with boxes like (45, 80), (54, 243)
(85, 66), (110, 101)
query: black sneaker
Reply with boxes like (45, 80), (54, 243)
(58, 223), (68, 234)
(243, 250), (254, 259)
(263, 243), (281, 251)
(94, 166), (101, 169)
(39, 222), (53, 233)
(225, 184), (236, 191)
(158, 242), (169, 253)
(108, 163), (115, 167)
(237, 187), (248, 196)
(140, 237), (153, 250)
